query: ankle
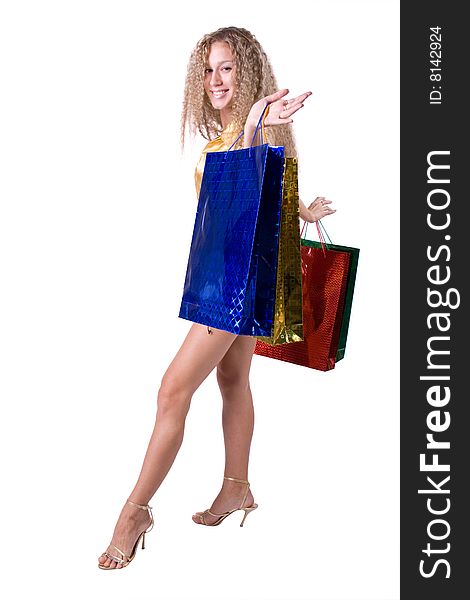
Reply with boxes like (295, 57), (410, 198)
(124, 501), (150, 520)
(127, 496), (151, 508)
(223, 475), (249, 484)
(223, 476), (249, 487)
(221, 479), (250, 495)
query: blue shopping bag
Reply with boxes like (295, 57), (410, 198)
(179, 106), (285, 335)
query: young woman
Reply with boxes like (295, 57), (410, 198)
(98, 25), (335, 570)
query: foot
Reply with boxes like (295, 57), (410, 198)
(192, 478), (255, 525)
(97, 500), (153, 569)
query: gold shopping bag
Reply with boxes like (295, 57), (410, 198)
(256, 156), (304, 345)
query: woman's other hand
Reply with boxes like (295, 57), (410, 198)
(302, 196), (336, 223)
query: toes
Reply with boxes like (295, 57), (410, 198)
(98, 553), (109, 567)
(192, 511), (216, 525)
(102, 555), (115, 569)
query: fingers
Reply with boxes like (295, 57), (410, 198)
(264, 90), (312, 112)
(309, 197), (332, 209)
(266, 89), (311, 112)
(282, 91), (312, 109)
(276, 102), (304, 125)
(309, 197), (336, 218)
(308, 196), (324, 208)
(317, 208), (336, 217)
(259, 89), (312, 129)
(266, 88), (289, 103)
(279, 102), (304, 119)
(295, 91), (312, 103)
(277, 91), (312, 122)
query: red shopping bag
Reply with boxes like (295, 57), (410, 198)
(254, 221), (352, 371)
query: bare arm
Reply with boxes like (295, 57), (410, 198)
(299, 198), (311, 222)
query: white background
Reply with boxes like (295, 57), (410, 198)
(0, 1), (399, 599)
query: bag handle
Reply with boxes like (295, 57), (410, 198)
(301, 219), (333, 257)
(226, 102), (270, 153)
(209, 103), (271, 197)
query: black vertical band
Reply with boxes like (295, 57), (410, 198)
(401, 2), (467, 598)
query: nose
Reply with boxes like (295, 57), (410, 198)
(210, 69), (223, 87)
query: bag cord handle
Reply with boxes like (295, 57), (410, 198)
(301, 219), (333, 257)
(226, 102), (270, 152)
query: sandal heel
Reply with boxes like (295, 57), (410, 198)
(240, 503), (258, 527)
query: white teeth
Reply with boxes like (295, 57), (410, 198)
(212, 90), (228, 97)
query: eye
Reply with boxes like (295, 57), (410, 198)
(204, 68), (213, 74)
(222, 66), (232, 71)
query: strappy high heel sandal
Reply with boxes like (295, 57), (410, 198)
(196, 476), (258, 527)
(98, 500), (154, 570)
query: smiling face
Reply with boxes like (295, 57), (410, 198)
(203, 41), (237, 126)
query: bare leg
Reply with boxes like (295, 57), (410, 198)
(192, 334), (258, 525)
(98, 323), (238, 568)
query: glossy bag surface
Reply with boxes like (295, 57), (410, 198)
(254, 226), (359, 370)
(179, 142), (285, 336)
(331, 243), (359, 361)
(255, 157), (304, 346)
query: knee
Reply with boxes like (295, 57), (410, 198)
(216, 365), (249, 396)
(156, 375), (191, 420)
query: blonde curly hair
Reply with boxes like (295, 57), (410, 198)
(180, 26), (297, 157)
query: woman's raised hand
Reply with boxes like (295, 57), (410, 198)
(245, 89), (312, 131)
